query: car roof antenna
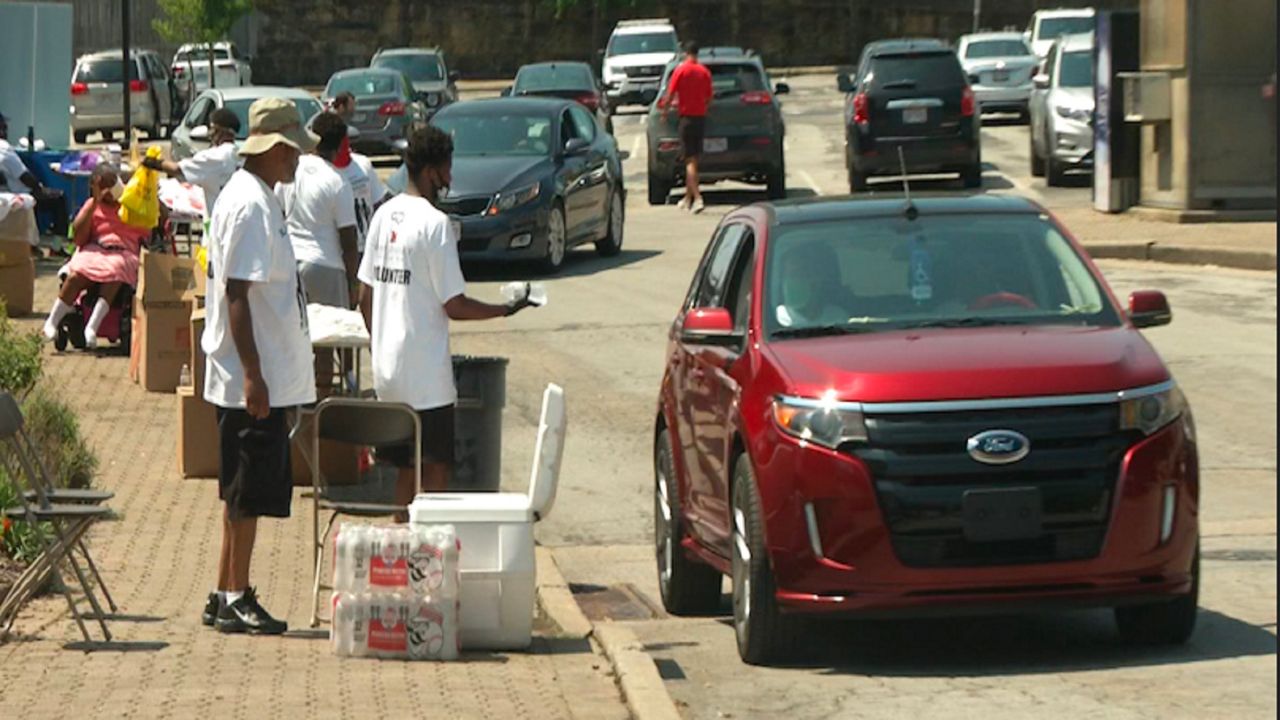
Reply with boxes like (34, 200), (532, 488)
(897, 145), (919, 221)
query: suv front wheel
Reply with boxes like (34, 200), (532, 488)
(732, 453), (801, 664)
(1114, 543), (1199, 645)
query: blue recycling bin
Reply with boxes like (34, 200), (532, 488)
(18, 149), (92, 234)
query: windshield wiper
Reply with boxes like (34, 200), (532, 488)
(901, 317), (1029, 330)
(773, 324), (878, 339)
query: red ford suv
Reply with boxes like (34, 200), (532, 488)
(654, 196), (1199, 664)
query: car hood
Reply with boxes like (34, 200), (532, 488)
(1049, 86), (1095, 110)
(446, 155), (549, 197)
(763, 324), (1169, 403)
(607, 52), (677, 70)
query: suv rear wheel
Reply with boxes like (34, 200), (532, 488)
(766, 158), (786, 200)
(655, 428), (722, 615)
(732, 453), (801, 664)
(848, 166), (869, 193)
(1115, 544), (1199, 645)
(961, 162), (983, 189)
(648, 168), (671, 206)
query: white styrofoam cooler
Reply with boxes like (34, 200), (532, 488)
(408, 383), (565, 651)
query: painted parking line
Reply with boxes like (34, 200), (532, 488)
(797, 169), (824, 196)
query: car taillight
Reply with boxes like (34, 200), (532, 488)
(961, 86), (976, 117)
(576, 93), (599, 111)
(378, 101), (406, 116)
(852, 92), (869, 125)
(70, 82), (89, 96)
(130, 80), (149, 93)
(740, 91), (773, 105)
(172, 66), (185, 77)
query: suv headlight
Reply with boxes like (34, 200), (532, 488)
(1055, 104), (1092, 122)
(1120, 385), (1187, 436)
(425, 92), (441, 108)
(772, 394), (868, 449)
(490, 183), (540, 214)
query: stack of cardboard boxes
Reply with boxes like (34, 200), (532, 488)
(0, 207), (37, 316)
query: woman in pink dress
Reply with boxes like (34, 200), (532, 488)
(42, 164), (151, 346)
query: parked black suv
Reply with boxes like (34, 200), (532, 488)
(838, 39), (982, 192)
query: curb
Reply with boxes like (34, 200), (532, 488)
(536, 547), (683, 720)
(1083, 243), (1277, 272)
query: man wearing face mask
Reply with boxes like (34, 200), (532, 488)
(358, 126), (536, 517)
(42, 163), (150, 347)
(141, 108), (241, 226)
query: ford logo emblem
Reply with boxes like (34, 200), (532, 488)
(967, 429), (1031, 465)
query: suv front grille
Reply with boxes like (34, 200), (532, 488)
(624, 65), (664, 78)
(848, 403), (1133, 568)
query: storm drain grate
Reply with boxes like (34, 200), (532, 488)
(570, 583), (665, 621)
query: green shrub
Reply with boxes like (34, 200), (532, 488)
(19, 387), (99, 490)
(0, 471), (49, 565)
(0, 302), (42, 397)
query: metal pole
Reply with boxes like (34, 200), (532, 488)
(122, 0), (131, 150)
(973, 0), (981, 33)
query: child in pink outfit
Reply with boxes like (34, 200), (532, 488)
(42, 164), (151, 347)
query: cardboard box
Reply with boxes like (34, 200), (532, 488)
(0, 239), (35, 316)
(138, 248), (204, 306)
(130, 301), (194, 392)
(0, 206), (38, 246)
(177, 386), (219, 478)
(190, 307), (206, 396)
(290, 409), (362, 488)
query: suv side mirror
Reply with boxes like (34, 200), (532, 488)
(564, 137), (590, 156)
(1129, 290), (1172, 328)
(1033, 73), (1050, 90)
(189, 124), (210, 141)
(681, 308), (740, 343)
(774, 82), (791, 95)
(449, 70), (461, 83)
(500, 86), (513, 97)
(837, 74), (854, 93)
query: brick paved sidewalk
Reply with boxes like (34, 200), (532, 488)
(0, 270), (629, 720)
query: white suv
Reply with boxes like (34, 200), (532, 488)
(600, 19), (679, 107)
(1023, 7), (1096, 60)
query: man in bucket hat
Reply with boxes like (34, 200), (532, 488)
(200, 97), (319, 634)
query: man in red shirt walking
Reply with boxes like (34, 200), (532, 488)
(660, 41), (713, 213)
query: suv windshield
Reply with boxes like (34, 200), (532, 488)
(608, 31), (677, 57)
(328, 73), (403, 97)
(433, 112), (553, 157)
(1058, 50), (1094, 88)
(224, 98), (323, 140)
(763, 214), (1118, 339)
(1038, 16), (1094, 39)
(515, 65), (594, 92)
(373, 54), (444, 82)
(75, 59), (142, 83)
(709, 63), (768, 96)
(865, 53), (965, 90)
(966, 40), (1031, 58)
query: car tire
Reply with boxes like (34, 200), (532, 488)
(541, 202), (568, 275)
(1047, 156), (1067, 187)
(648, 170), (671, 206)
(654, 427), (723, 615)
(595, 186), (625, 257)
(767, 158), (787, 200)
(1115, 543), (1199, 645)
(732, 453), (802, 665)
(1030, 130), (1046, 178)
(848, 166), (868, 193)
(961, 162), (983, 189)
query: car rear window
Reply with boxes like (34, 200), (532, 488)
(709, 64), (768, 96)
(328, 73), (403, 98)
(965, 40), (1032, 58)
(224, 97), (322, 140)
(373, 54), (444, 83)
(607, 31), (677, 57)
(75, 59), (141, 83)
(515, 65), (594, 93)
(865, 52), (966, 90)
(1037, 16), (1094, 40)
(1058, 50), (1094, 88)
(763, 214), (1118, 338)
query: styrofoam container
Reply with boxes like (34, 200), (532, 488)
(409, 493), (535, 650)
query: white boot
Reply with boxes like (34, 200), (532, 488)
(84, 297), (110, 348)
(43, 298), (73, 341)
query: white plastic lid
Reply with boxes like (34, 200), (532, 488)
(409, 493), (533, 524)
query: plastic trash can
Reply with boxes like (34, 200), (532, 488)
(451, 355), (507, 492)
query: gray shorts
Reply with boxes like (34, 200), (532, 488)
(298, 261), (350, 308)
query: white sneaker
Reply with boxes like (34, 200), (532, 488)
(83, 328), (97, 348)
(42, 321), (57, 341)
(677, 195), (691, 211)
(691, 197), (705, 214)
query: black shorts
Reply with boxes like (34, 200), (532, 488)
(375, 405), (455, 469)
(678, 116), (706, 161)
(217, 407), (294, 520)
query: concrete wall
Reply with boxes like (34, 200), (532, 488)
(15, 0), (1134, 85)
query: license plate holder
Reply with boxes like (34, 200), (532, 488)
(992, 69), (1010, 83)
(962, 487), (1043, 542)
(903, 107), (928, 124)
(703, 137), (728, 154)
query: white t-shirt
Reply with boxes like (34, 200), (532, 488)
(276, 154), (356, 270)
(0, 140), (30, 192)
(338, 153), (388, 252)
(357, 194), (467, 411)
(179, 141), (238, 219)
(203, 169), (316, 409)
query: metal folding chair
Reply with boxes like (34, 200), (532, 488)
(306, 397), (422, 628)
(0, 392), (114, 643)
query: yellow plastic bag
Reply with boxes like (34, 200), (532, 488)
(118, 145), (163, 229)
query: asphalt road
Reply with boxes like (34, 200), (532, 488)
(443, 75), (1276, 718)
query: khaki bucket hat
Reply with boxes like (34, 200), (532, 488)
(239, 97), (319, 156)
